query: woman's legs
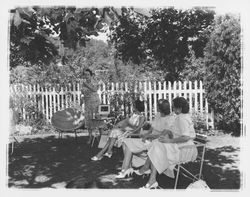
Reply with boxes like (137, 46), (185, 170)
(95, 138), (111, 158)
(87, 129), (93, 144)
(139, 157), (151, 173)
(147, 161), (158, 185)
(121, 143), (133, 170)
(106, 137), (117, 154)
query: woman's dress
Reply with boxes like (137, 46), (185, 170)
(147, 113), (198, 178)
(123, 113), (175, 167)
(81, 79), (100, 129)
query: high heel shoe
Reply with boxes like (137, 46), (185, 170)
(104, 152), (112, 158)
(115, 168), (134, 178)
(140, 182), (159, 189)
(91, 156), (103, 161)
(134, 169), (151, 176)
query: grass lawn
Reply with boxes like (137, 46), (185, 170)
(7, 132), (241, 190)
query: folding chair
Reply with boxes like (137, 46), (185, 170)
(173, 135), (207, 189)
(9, 135), (19, 155)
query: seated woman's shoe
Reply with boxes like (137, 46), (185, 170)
(115, 168), (134, 178)
(134, 169), (151, 176)
(104, 152), (112, 158)
(91, 156), (103, 161)
(140, 182), (159, 189)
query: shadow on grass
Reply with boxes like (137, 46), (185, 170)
(8, 135), (241, 189)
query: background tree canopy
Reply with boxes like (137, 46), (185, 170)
(110, 7), (215, 82)
(9, 6), (121, 67)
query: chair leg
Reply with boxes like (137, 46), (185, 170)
(58, 131), (61, 139)
(11, 141), (14, 154)
(74, 130), (78, 143)
(174, 164), (181, 189)
(13, 137), (19, 144)
(91, 136), (96, 147)
(198, 145), (206, 179)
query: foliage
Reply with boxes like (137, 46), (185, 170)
(109, 8), (148, 65)
(10, 85), (46, 129)
(103, 81), (145, 118)
(191, 110), (207, 130)
(9, 6), (119, 67)
(180, 48), (206, 81)
(203, 14), (241, 135)
(10, 38), (163, 87)
(9, 7), (151, 68)
(110, 7), (215, 82)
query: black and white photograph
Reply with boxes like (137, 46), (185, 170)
(0, 0), (249, 194)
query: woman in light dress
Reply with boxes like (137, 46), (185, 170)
(115, 99), (175, 179)
(91, 99), (146, 161)
(140, 97), (197, 189)
(80, 68), (100, 144)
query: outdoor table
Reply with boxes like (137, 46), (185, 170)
(90, 116), (115, 147)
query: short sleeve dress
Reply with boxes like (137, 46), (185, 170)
(109, 113), (145, 147)
(123, 113), (175, 167)
(81, 79), (100, 129)
(147, 113), (198, 178)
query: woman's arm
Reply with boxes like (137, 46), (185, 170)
(82, 80), (98, 92)
(158, 135), (191, 143)
(128, 116), (147, 135)
(140, 127), (155, 142)
(144, 133), (162, 140)
(115, 117), (129, 129)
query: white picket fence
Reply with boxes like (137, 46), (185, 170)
(10, 80), (214, 129)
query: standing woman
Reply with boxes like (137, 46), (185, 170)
(80, 68), (100, 144)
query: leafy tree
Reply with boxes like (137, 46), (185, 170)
(203, 14), (241, 135)
(110, 7), (215, 82)
(109, 8), (149, 65)
(9, 6), (120, 67)
(180, 48), (206, 82)
(9, 6), (152, 68)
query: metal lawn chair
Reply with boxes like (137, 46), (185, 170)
(172, 134), (207, 189)
(51, 108), (85, 142)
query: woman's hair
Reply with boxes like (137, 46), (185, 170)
(172, 97), (189, 114)
(83, 68), (93, 76)
(157, 99), (171, 115)
(134, 99), (145, 113)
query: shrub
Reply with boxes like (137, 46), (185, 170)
(203, 14), (241, 135)
(191, 111), (207, 131)
(10, 84), (54, 134)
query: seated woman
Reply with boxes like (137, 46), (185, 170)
(141, 97), (197, 189)
(91, 99), (146, 161)
(115, 99), (175, 178)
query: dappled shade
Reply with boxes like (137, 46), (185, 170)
(8, 135), (240, 189)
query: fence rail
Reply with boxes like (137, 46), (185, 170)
(10, 80), (214, 129)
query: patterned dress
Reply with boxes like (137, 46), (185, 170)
(109, 113), (145, 147)
(81, 79), (100, 129)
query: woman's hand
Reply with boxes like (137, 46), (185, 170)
(158, 135), (171, 143)
(141, 134), (148, 142)
(82, 79), (88, 86)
